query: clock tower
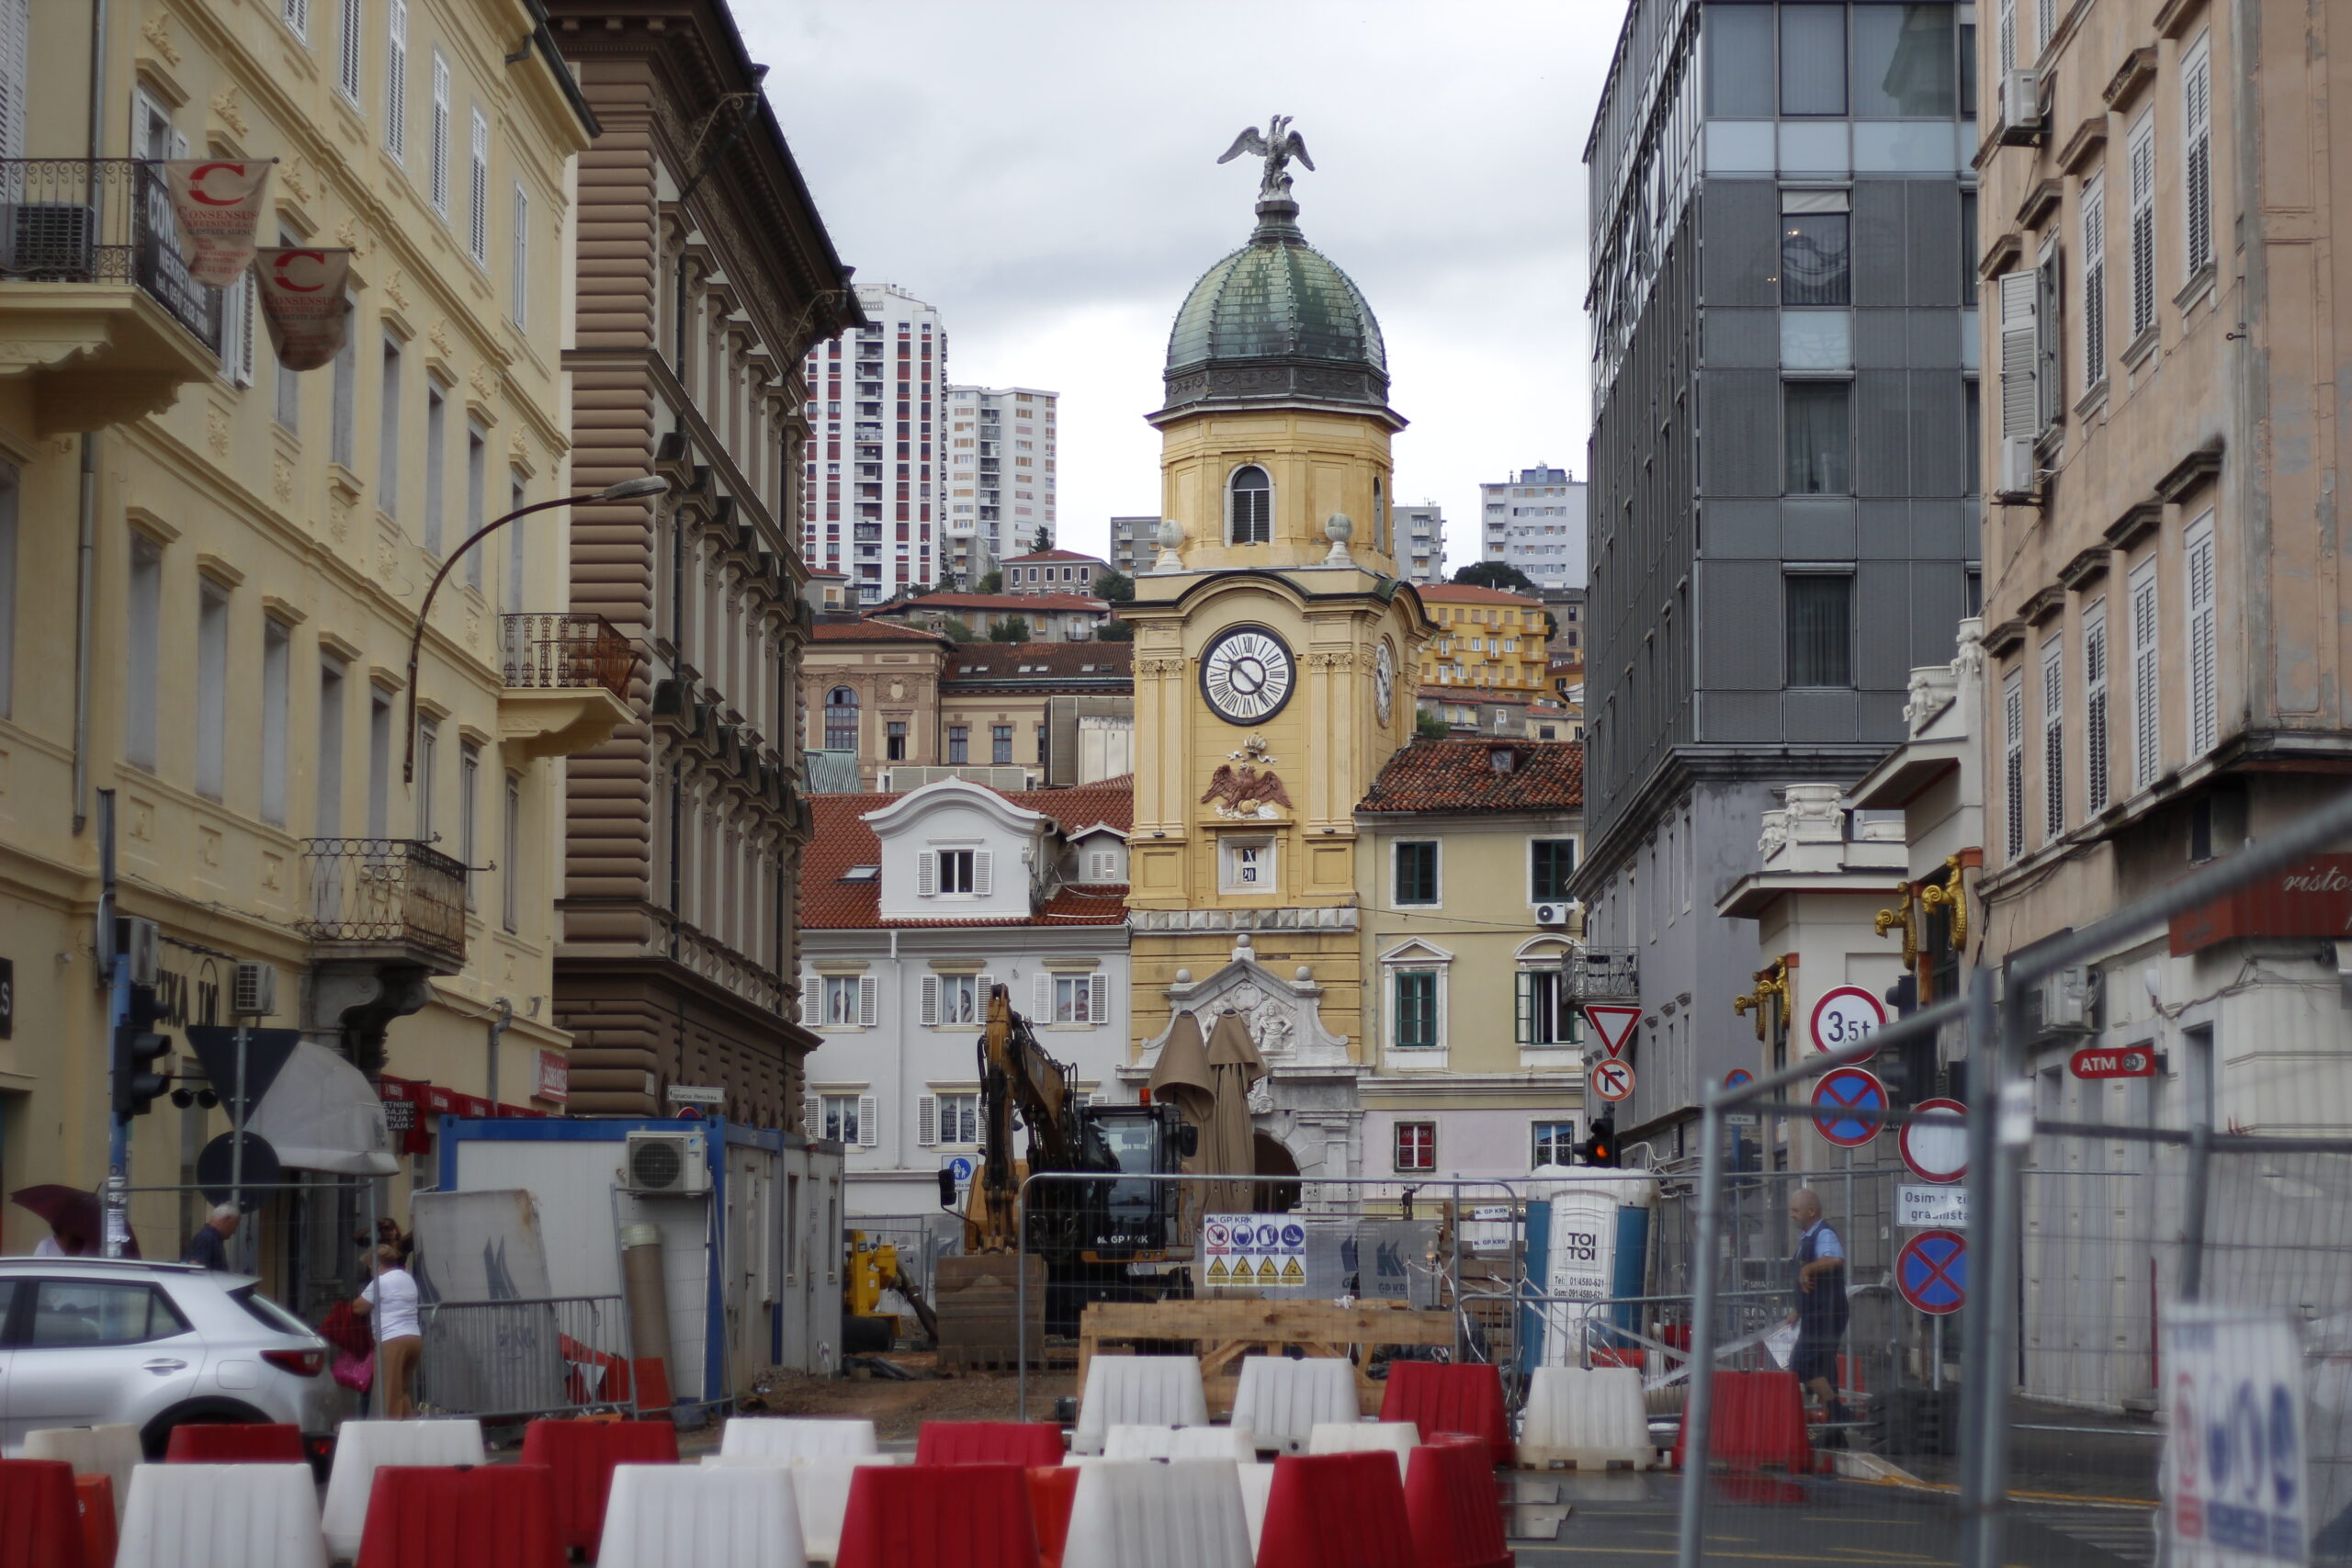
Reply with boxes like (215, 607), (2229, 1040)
(1125, 124), (1432, 1179)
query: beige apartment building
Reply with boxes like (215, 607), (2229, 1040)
(0, 0), (608, 1293)
(1975, 0), (2352, 1143)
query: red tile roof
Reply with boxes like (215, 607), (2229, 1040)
(1356, 740), (1583, 815)
(812, 620), (951, 643)
(1419, 584), (1543, 606)
(896, 592), (1110, 614)
(803, 778), (1134, 929)
(999, 548), (1105, 565)
(946, 642), (1133, 682)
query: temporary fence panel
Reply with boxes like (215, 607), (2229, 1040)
(416, 1294), (630, 1419)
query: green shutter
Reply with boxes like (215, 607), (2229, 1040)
(1514, 970), (1533, 1044)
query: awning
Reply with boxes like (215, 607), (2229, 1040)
(247, 1042), (399, 1176)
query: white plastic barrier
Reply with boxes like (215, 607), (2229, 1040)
(597, 1462), (805, 1568)
(1306, 1421), (1417, 1482)
(1235, 1462), (1275, 1554)
(1070, 1355), (1209, 1455)
(719, 1416), (878, 1462)
(23, 1423), (142, 1524)
(1102, 1425), (1259, 1461)
(1518, 1364), (1654, 1469)
(118, 1463), (328, 1568)
(718, 1454), (908, 1564)
(1060, 1458), (1253, 1568)
(320, 1417), (487, 1560)
(1227, 1356), (1358, 1454)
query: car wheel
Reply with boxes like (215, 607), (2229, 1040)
(139, 1398), (273, 1461)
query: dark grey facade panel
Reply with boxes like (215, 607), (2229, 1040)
(1907, 309), (1962, 368)
(1855, 560), (1912, 690)
(1784, 498), (1858, 559)
(1703, 309), (1781, 368)
(1910, 373), (1968, 495)
(1701, 179), (1781, 308)
(1697, 369), (1783, 496)
(1785, 687), (1860, 743)
(1854, 368), (1910, 497)
(1699, 690), (1784, 744)
(1905, 182), (1962, 309)
(1856, 309), (1909, 370)
(1858, 500), (1911, 559)
(1696, 558), (1784, 692)
(1860, 691), (1910, 737)
(1851, 181), (1908, 307)
(1909, 558), (1970, 667)
(1704, 499), (1780, 558)
(1913, 498), (1971, 560)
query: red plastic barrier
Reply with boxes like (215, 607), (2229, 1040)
(164, 1423), (306, 1463)
(913, 1420), (1065, 1468)
(1025, 1465), (1079, 1568)
(1670, 1370), (1812, 1474)
(1256, 1451), (1418, 1568)
(518, 1418), (679, 1558)
(75, 1474), (117, 1568)
(1407, 1440), (1513, 1568)
(1378, 1362), (1512, 1469)
(355, 1463), (563, 1568)
(0, 1459), (88, 1568)
(835, 1462), (1041, 1568)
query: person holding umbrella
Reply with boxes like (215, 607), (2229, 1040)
(9, 1185), (132, 1258)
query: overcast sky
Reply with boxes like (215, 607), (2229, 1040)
(747, 1), (1617, 569)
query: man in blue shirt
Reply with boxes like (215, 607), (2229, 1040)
(182, 1202), (240, 1270)
(1786, 1188), (1850, 1438)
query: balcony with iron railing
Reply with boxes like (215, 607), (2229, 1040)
(0, 159), (225, 434)
(497, 613), (637, 762)
(298, 839), (469, 973)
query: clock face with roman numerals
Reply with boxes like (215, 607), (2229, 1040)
(1374, 641), (1396, 724)
(1200, 626), (1295, 725)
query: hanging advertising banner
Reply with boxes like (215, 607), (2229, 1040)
(164, 160), (275, 287)
(253, 248), (355, 370)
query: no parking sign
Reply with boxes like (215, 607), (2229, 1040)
(2163, 1303), (2309, 1566)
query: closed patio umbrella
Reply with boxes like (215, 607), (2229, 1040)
(1204, 1010), (1267, 1215)
(1148, 1011), (1215, 1238)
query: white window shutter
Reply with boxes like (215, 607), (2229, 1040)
(857, 975), (878, 1028)
(803, 1094), (822, 1136)
(1035, 973), (1052, 1020)
(917, 1095), (937, 1146)
(917, 852), (936, 897)
(1997, 271), (2039, 440)
(857, 1095), (878, 1147)
(977, 973), (995, 1012)
(1089, 974), (1109, 1025)
(798, 971), (818, 1024)
(974, 850), (993, 897)
(920, 975), (939, 1026)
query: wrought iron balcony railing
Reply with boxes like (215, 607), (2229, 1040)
(1561, 945), (1639, 1002)
(500, 613), (634, 703)
(0, 159), (224, 353)
(299, 839), (468, 965)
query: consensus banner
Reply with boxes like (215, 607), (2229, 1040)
(253, 247), (354, 371)
(163, 160), (274, 288)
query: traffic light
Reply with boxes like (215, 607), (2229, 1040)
(1580, 1115), (1619, 1168)
(111, 982), (172, 1120)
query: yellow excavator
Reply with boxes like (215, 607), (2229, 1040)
(842, 1230), (937, 1352)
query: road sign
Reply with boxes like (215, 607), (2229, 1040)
(940, 1155), (974, 1190)
(1897, 1184), (1969, 1229)
(2070, 1044), (2156, 1079)
(196, 1131), (280, 1210)
(1582, 1004), (1640, 1058)
(1592, 1058), (1635, 1102)
(1724, 1068), (1754, 1092)
(1898, 1096), (1969, 1183)
(1895, 1228), (1966, 1314)
(1811, 1066), (1887, 1147)
(1808, 985), (1885, 1061)
(2162, 1303), (2309, 1566)
(666, 1084), (725, 1106)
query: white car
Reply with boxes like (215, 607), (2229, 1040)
(0, 1258), (342, 1461)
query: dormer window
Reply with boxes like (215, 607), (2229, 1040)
(920, 845), (991, 897)
(1228, 465), (1272, 545)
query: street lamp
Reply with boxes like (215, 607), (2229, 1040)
(403, 475), (669, 784)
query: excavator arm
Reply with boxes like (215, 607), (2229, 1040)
(963, 985), (1082, 1253)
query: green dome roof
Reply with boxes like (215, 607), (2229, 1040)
(1160, 199), (1389, 413)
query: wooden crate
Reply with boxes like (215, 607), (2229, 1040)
(1077, 1299), (1454, 1417)
(933, 1253), (1047, 1371)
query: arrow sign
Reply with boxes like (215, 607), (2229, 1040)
(1811, 1066), (1888, 1148)
(2069, 1044), (2156, 1080)
(1591, 1058), (1635, 1102)
(1898, 1097), (1969, 1183)
(1582, 1004), (1640, 1058)
(1895, 1228), (1966, 1315)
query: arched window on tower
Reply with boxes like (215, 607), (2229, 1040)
(1228, 465), (1272, 545)
(1374, 479), (1386, 554)
(824, 685), (859, 750)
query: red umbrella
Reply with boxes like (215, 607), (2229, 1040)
(10, 1185), (139, 1258)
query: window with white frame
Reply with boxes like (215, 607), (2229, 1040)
(2182, 34), (2213, 279)
(468, 107), (489, 264)
(920, 1091), (979, 1147)
(921, 972), (992, 1028)
(1227, 465), (1272, 545)
(282, 0), (308, 43)
(1515, 965), (1578, 1046)
(428, 51), (450, 215)
(1394, 840), (1440, 906)
(818, 1092), (876, 1146)
(2041, 635), (2064, 841)
(2084, 600), (2110, 813)
(920, 846), (989, 897)
(2081, 176), (2107, 391)
(1532, 1121), (1578, 1168)
(1996, 0), (2015, 76)
(1219, 835), (1273, 894)
(1394, 1121), (1435, 1173)
(336, 0), (362, 102)
(1393, 967), (1442, 1050)
(385, 0), (408, 161)
(2127, 109), (2156, 342)
(819, 973), (877, 1028)
(511, 183), (529, 327)
(2186, 512), (2218, 757)
(126, 533), (161, 771)
(1051, 974), (1109, 1026)
(2131, 557), (2161, 787)
(2002, 667), (2025, 859)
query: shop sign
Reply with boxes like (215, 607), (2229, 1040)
(536, 1048), (570, 1103)
(2171, 853), (2352, 955)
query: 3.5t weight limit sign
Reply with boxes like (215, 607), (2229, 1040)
(1592, 1059), (1635, 1102)
(1810, 984), (1885, 1062)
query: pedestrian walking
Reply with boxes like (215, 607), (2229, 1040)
(354, 1243), (423, 1418)
(181, 1201), (241, 1270)
(1784, 1188), (1851, 1440)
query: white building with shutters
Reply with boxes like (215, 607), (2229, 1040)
(799, 776), (1133, 1215)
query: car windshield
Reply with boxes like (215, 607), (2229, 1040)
(227, 1284), (313, 1337)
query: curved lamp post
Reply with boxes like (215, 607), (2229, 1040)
(403, 474), (670, 784)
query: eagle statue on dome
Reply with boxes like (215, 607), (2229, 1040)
(1217, 114), (1315, 201)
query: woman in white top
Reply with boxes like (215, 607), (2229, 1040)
(353, 1244), (423, 1418)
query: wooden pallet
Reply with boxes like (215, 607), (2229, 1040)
(1077, 1299), (1454, 1418)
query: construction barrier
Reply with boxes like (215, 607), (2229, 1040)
(162, 1425), (305, 1465)
(1671, 1370), (1811, 1475)
(1069, 1357), (1209, 1456)
(1378, 1364), (1511, 1470)
(320, 1419), (488, 1562)
(25, 1426), (142, 1528)
(1227, 1357), (1358, 1455)
(1101, 1426), (1259, 1462)
(913, 1421), (1065, 1468)
(1058, 1457), (1254, 1568)
(1234, 1462), (1274, 1556)
(1404, 1441), (1513, 1568)
(834, 1461), (1041, 1568)
(1253, 1451), (1418, 1568)
(0, 1459), (87, 1568)
(594, 1462), (802, 1568)
(1515, 1366), (1653, 1471)
(353, 1463), (561, 1568)
(1025, 1466), (1080, 1568)
(1304, 1422), (1416, 1481)
(518, 1418), (679, 1558)
(118, 1462), (326, 1568)
(766, 1455), (907, 1564)
(77, 1474), (119, 1568)
(718, 1417), (878, 1462)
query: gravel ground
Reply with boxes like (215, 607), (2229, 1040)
(738, 1351), (1077, 1440)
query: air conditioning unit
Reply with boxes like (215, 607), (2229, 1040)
(232, 962), (277, 1019)
(625, 1130), (711, 1194)
(1, 202), (96, 276)
(1997, 67), (2044, 145)
(2031, 965), (2097, 1035)
(1533, 901), (1575, 928)
(1999, 435), (2039, 498)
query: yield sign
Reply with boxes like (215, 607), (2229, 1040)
(1582, 1005), (1640, 1058)
(1895, 1228), (1967, 1314)
(1591, 1059), (1635, 1102)
(1811, 1066), (1888, 1148)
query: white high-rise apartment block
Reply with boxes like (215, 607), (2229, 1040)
(944, 385), (1057, 579)
(1479, 463), (1586, 589)
(801, 285), (947, 604)
(1394, 502), (1447, 584)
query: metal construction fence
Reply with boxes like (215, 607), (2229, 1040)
(416, 1293), (637, 1421)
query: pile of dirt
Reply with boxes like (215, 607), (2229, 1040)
(740, 1351), (1075, 1440)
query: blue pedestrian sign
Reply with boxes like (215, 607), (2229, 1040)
(1896, 1229), (1966, 1315)
(1811, 1066), (1888, 1148)
(940, 1155), (975, 1190)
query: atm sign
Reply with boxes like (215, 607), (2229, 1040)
(2069, 1045), (2155, 1080)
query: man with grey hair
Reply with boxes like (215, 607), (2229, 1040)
(182, 1201), (240, 1271)
(1785, 1188), (1850, 1441)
